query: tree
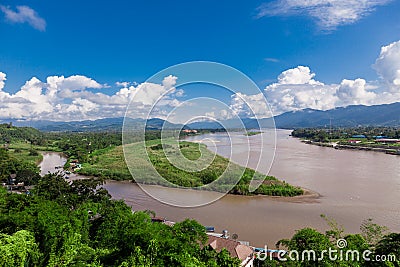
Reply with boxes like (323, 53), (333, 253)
(215, 249), (241, 267)
(360, 219), (388, 247)
(321, 214), (344, 240)
(375, 233), (400, 266)
(16, 169), (40, 186)
(0, 230), (41, 267)
(33, 172), (73, 207)
(277, 228), (332, 266)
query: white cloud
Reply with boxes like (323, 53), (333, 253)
(275, 66), (322, 85)
(2, 40), (400, 122)
(130, 75), (178, 106)
(263, 66), (337, 114)
(264, 58), (280, 63)
(0, 73), (183, 121)
(256, 0), (392, 31)
(231, 51), (400, 117)
(0, 72), (6, 91)
(374, 40), (400, 93)
(0, 5), (46, 31)
(115, 81), (130, 88)
(205, 111), (216, 118)
(336, 78), (376, 105)
(265, 84), (338, 115)
(231, 92), (273, 118)
(219, 109), (232, 120)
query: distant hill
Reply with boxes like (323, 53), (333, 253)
(186, 103), (400, 129)
(273, 102), (400, 128)
(0, 123), (44, 143)
(2, 102), (400, 131)
(186, 118), (264, 130)
(1, 117), (186, 132)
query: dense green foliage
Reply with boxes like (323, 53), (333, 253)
(292, 127), (400, 142)
(255, 216), (399, 266)
(0, 148), (41, 186)
(0, 174), (241, 266)
(49, 132), (122, 163)
(1, 124), (302, 196)
(0, 123), (47, 146)
(49, 130), (180, 164)
(1, 125), (399, 266)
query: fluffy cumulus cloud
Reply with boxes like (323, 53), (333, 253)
(3, 40), (400, 121)
(374, 40), (400, 93)
(256, 0), (392, 31)
(230, 39), (400, 117)
(231, 92), (273, 118)
(336, 79), (376, 105)
(276, 66), (322, 85)
(0, 73), (183, 121)
(264, 67), (339, 114)
(0, 72), (6, 90)
(0, 5), (46, 31)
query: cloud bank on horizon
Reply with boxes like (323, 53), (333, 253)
(256, 0), (393, 31)
(1, 40), (400, 122)
(233, 40), (400, 117)
(0, 73), (181, 121)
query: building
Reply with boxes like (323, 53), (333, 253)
(206, 234), (254, 267)
(351, 135), (366, 138)
(181, 129), (198, 134)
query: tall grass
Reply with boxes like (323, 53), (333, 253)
(78, 139), (303, 197)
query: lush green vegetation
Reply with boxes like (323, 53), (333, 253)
(255, 215), (399, 266)
(292, 127), (400, 153)
(49, 130), (181, 164)
(77, 145), (132, 180)
(0, 173), (242, 266)
(245, 131), (263, 136)
(0, 124), (302, 196)
(0, 148), (41, 186)
(0, 123), (47, 146)
(1, 125), (399, 266)
(292, 127), (400, 143)
(79, 139), (303, 197)
(0, 146), (241, 266)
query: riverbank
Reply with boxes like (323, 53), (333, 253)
(301, 139), (400, 155)
(38, 152), (319, 206)
(38, 131), (400, 247)
(75, 139), (304, 197)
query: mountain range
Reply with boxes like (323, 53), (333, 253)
(2, 102), (400, 131)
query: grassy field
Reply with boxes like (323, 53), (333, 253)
(8, 142), (45, 164)
(77, 139), (303, 196)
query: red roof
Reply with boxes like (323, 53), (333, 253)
(206, 235), (253, 261)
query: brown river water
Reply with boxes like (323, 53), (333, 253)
(39, 130), (400, 247)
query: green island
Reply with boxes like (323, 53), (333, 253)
(245, 131), (263, 136)
(78, 139), (303, 197)
(1, 123), (400, 266)
(0, 123), (303, 197)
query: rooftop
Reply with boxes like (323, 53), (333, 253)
(206, 235), (253, 262)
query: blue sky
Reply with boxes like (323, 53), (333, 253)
(1, 0), (400, 121)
